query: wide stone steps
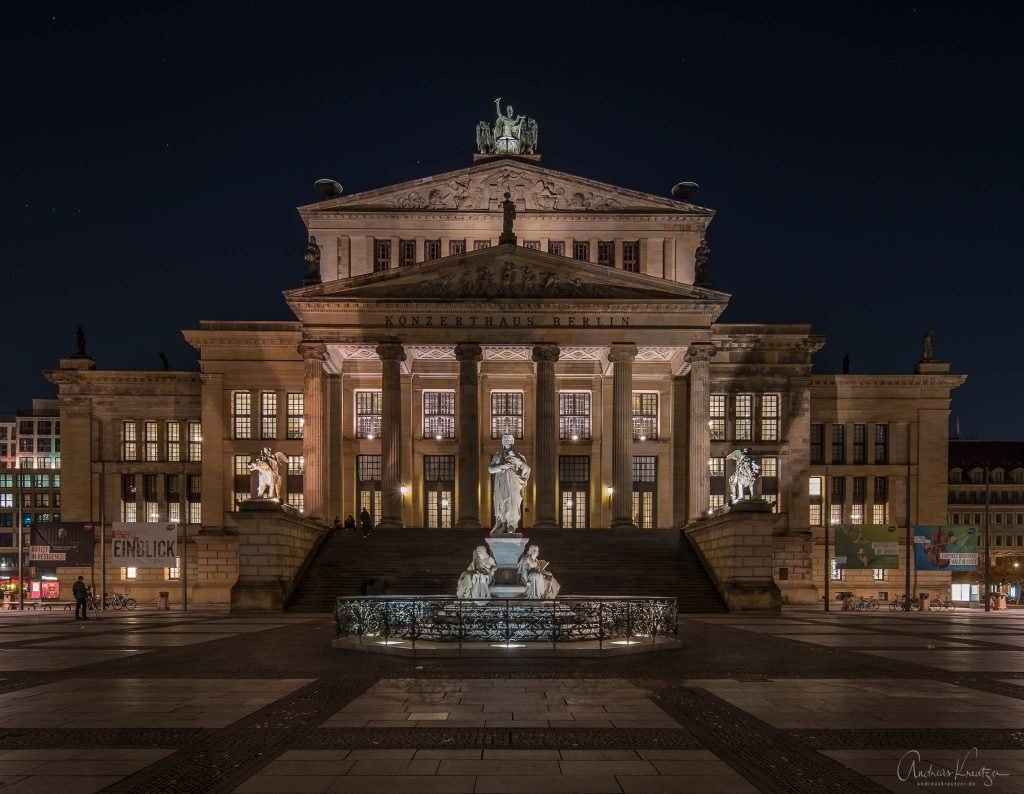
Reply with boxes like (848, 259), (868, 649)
(286, 528), (727, 613)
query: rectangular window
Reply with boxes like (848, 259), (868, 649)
(632, 456), (657, 529)
(234, 455), (251, 476)
(760, 456), (779, 512)
(356, 455), (382, 527)
(873, 477), (889, 524)
(558, 392), (592, 440)
(231, 491), (249, 511)
(424, 455), (455, 529)
(188, 502), (201, 525)
(760, 394), (780, 441)
(260, 392), (278, 440)
(399, 239), (416, 266)
(735, 394), (753, 442)
(490, 391), (524, 439)
(597, 240), (614, 266)
(810, 424), (824, 464)
(473, 239), (491, 250)
(287, 393), (304, 439)
(121, 567), (138, 580)
(232, 391), (252, 439)
(853, 424), (866, 464)
(424, 239), (441, 260)
(187, 421), (202, 462)
(121, 421), (137, 462)
(167, 556), (181, 581)
(809, 503), (823, 526)
(374, 239), (391, 272)
(423, 390), (456, 439)
(709, 457), (726, 478)
(709, 394), (726, 441)
(873, 568), (885, 581)
(355, 390), (382, 439)
(548, 240), (565, 256)
(874, 424), (888, 464)
(38, 437), (52, 453)
(146, 502), (160, 523)
(187, 475), (201, 525)
(522, 240), (541, 250)
(449, 239), (466, 256)
(19, 438), (33, 453)
(423, 455), (455, 482)
(831, 424), (845, 464)
(709, 494), (726, 511)
(287, 493), (304, 513)
(287, 455), (304, 475)
(144, 421), (159, 462)
(122, 501), (138, 523)
(831, 558), (843, 581)
(623, 241), (640, 273)
(166, 421), (181, 462)
(572, 240), (590, 261)
(559, 456), (589, 529)
(632, 392), (658, 441)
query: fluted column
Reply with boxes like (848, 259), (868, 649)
(686, 343), (715, 522)
(609, 343), (638, 528)
(455, 343), (482, 528)
(300, 343), (327, 521)
(532, 343), (560, 528)
(376, 342), (405, 528)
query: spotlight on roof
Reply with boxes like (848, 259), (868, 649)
(314, 178), (344, 198)
(671, 181), (700, 201)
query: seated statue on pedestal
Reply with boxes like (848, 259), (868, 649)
(456, 545), (497, 599)
(517, 545), (560, 600)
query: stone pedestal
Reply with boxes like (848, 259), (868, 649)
(486, 535), (529, 598)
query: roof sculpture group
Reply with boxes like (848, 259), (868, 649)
(476, 97), (539, 156)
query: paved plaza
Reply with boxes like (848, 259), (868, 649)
(0, 609), (1020, 792)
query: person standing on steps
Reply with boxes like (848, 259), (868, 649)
(359, 507), (373, 538)
(72, 576), (89, 620)
(343, 514), (356, 530)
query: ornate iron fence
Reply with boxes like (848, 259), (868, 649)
(335, 595), (677, 648)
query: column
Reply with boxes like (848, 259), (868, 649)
(532, 343), (560, 529)
(455, 344), (483, 528)
(377, 342), (405, 528)
(609, 343), (638, 528)
(199, 373), (224, 530)
(686, 343), (715, 522)
(300, 343), (327, 521)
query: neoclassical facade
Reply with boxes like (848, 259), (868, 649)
(44, 148), (965, 606)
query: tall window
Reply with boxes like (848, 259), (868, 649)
(121, 474), (137, 522)
(232, 391), (252, 439)
(760, 394), (780, 441)
(144, 421), (159, 462)
(709, 394), (726, 441)
(287, 455), (304, 475)
(287, 393), (304, 439)
(830, 558), (843, 581)
(423, 391), (455, 439)
(374, 239), (391, 272)
(623, 241), (640, 273)
(423, 455), (455, 528)
(260, 392), (278, 439)
(357, 455), (382, 526)
(851, 476), (866, 524)
(399, 239), (416, 266)
(424, 239), (441, 260)
(559, 456), (590, 529)
(632, 456), (657, 528)
(355, 390), (382, 439)
(809, 476), (823, 526)
(810, 424), (824, 464)
(548, 240), (565, 256)
(632, 392), (658, 441)
(234, 455), (251, 476)
(187, 421), (202, 462)
(167, 557), (182, 581)
(473, 239), (491, 250)
(760, 456), (779, 512)
(166, 475), (181, 523)
(831, 424), (845, 464)
(853, 424), (866, 464)
(522, 240), (541, 250)
(597, 241), (614, 266)
(830, 477), (845, 525)
(572, 240), (590, 261)
(121, 421), (137, 462)
(449, 239), (466, 256)
(873, 477), (889, 524)
(187, 475), (201, 525)
(559, 392), (591, 440)
(735, 394), (753, 441)
(166, 421), (181, 462)
(491, 391), (524, 439)
(874, 424), (888, 464)
(287, 493), (305, 512)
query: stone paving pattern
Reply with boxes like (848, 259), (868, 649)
(0, 608), (1020, 791)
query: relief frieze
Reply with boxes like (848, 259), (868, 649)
(383, 314), (631, 329)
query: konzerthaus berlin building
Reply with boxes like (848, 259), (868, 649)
(44, 110), (966, 607)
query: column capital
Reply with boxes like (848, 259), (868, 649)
(454, 343), (483, 362)
(608, 342), (638, 363)
(531, 343), (560, 363)
(684, 342), (716, 365)
(375, 342), (406, 362)
(298, 342), (327, 361)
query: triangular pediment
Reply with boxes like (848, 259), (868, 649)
(298, 158), (713, 215)
(286, 244), (730, 304)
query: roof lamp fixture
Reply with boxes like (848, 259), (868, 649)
(400, 485), (410, 496)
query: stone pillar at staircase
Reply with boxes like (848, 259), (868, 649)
(532, 343), (560, 529)
(455, 343), (482, 528)
(377, 342), (405, 528)
(686, 343), (715, 522)
(610, 342), (638, 528)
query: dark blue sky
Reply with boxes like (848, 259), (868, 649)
(2, 2), (1021, 437)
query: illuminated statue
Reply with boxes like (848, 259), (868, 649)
(727, 447), (760, 503)
(517, 545), (560, 600)
(475, 98), (538, 156)
(488, 433), (531, 534)
(250, 447), (288, 500)
(457, 545), (497, 599)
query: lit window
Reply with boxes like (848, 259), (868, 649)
(260, 392), (278, 440)
(548, 240), (565, 256)
(374, 239), (391, 272)
(232, 392), (252, 439)
(232, 491), (249, 511)
(709, 394), (726, 440)
(287, 492), (304, 513)
(709, 494), (726, 511)
(708, 457), (726, 477)
(146, 502), (159, 523)
(830, 504), (843, 526)
(234, 455), (252, 476)
(287, 455), (304, 475)
(121, 421), (137, 462)
(188, 502), (202, 525)
(873, 477), (889, 524)
(809, 503), (823, 526)
(121, 567), (138, 580)
(760, 457), (778, 478)
(631, 392), (658, 441)
(187, 421), (202, 462)
(166, 421), (181, 462)
(760, 394), (780, 441)
(558, 392), (591, 440)
(423, 390), (455, 439)
(831, 559), (843, 580)
(167, 557), (181, 580)
(167, 502), (181, 523)
(632, 456), (657, 528)
(287, 393), (304, 439)
(735, 394), (752, 441)
(491, 392), (524, 439)
(597, 240), (614, 266)
(873, 568), (885, 581)
(355, 390), (382, 439)
(623, 241), (640, 273)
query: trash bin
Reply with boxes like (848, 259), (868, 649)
(158, 591), (170, 610)
(919, 596), (929, 611)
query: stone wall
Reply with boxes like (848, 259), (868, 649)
(773, 532), (817, 605)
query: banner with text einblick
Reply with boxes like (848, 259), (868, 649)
(111, 523), (179, 568)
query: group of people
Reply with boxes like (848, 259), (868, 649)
(333, 509), (374, 537)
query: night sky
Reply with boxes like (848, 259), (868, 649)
(2, 2), (1021, 438)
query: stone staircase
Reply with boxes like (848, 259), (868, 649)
(286, 528), (727, 613)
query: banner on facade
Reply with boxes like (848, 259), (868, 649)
(111, 523), (179, 568)
(914, 525), (979, 571)
(834, 524), (900, 569)
(29, 522), (95, 570)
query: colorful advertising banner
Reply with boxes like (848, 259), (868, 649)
(29, 522), (95, 570)
(914, 525), (979, 571)
(111, 523), (179, 568)
(834, 524), (900, 569)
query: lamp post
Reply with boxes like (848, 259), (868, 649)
(904, 462), (912, 611)
(15, 467), (24, 610)
(984, 463), (991, 612)
(823, 467), (830, 612)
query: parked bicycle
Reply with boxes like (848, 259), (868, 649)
(928, 598), (956, 613)
(104, 592), (137, 610)
(855, 597), (880, 611)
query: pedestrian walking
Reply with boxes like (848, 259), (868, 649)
(359, 508), (373, 537)
(72, 576), (89, 620)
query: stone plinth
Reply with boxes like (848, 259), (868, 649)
(230, 500), (328, 612)
(685, 507), (782, 611)
(486, 535), (529, 598)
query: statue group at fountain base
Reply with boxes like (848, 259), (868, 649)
(457, 539), (560, 601)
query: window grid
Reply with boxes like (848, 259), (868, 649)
(144, 421), (159, 462)
(558, 392), (592, 440)
(561, 489), (587, 529)
(522, 240), (541, 250)
(260, 392), (278, 440)
(166, 422), (181, 462)
(873, 568), (886, 581)
(423, 391), (456, 439)
(287, 455), (304, 475)
(831, 424), (845, 464)
(558, 455), (590, 483)
(735, 394), (753, 441)
(425, 488), (453, 529)
(874, 424), (888, 464)
(287, 393), (304, 439)
(355, 390), (382, 439)
(423, 454), (455, 484)
(632, 392), (658, 440)
(623, 241), (640, 272)
(853, 424), (866, 464)
(187, 421), (202, 462)
(232, 392), (252, 439)
(548, 240), (565, 257)
(167, 556), (182, 581)
(597, 241), (614, 266)
(709, 394), (726, 441)
(287, 492), (304, 513)
(449, 239), (466, 256)
(473, 239), (491, 250)
(709, 457), (725, 477)
(831, 558), (843, 581)
(399, 239), (416, 266)
(572, 240), (590, 261)
(490, 392), (524, 439)
(760, 393), (780, 441)
(356, 455), (382, 482)
(810, 424), (824, 464)
(188, 502), (202, 526)
(374, 239), (391, 272)
(121, 421), (137, 462)
(633, 456), (657, 483)
(234, 455), (251, 476)
(424, 239), (441, 260)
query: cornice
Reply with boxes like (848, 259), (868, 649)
(45, 370), (200, 386)
(811, 374), (968, 388)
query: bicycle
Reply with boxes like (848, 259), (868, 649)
(928, 598), (956, 613)
(855, 597), (879, 611)
(104, 592), (138, 610)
